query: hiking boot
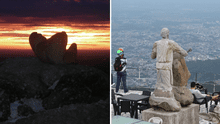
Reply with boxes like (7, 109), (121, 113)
(124, 91), (129, 94)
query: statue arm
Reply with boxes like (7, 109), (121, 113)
(172, 42), (188, 57)
(151, 42), (157, 59)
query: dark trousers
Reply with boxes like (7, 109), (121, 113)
(201, 96), (219, 105)
(111, 73), (113, 84)
(201, 96), (212, 104)
(116, 71), (128, 93)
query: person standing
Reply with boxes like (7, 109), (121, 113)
(114, 48), (128, 93)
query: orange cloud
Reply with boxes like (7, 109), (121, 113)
(0, 19), (109, 50)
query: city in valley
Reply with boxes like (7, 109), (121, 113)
(111, 0), (220, 91)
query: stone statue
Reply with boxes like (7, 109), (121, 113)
(172, 49), (194, 106)
(149, 28), (188, 112)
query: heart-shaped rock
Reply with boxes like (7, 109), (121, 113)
(46, 31), (67, 64)
(29, 32), (47, 62)
(29, 32), (69, 64)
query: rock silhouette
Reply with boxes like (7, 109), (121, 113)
(29, 32), (48, 63)
(29, 32), (47, 55)
(29, 31), (77, 64)
(63, 43), (77, 64)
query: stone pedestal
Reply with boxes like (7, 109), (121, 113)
(142, 104), (199, 124)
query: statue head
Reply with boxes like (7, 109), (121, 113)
(161, 28), (169, 39)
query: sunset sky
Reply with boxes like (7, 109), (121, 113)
(0, 0), (110, 50)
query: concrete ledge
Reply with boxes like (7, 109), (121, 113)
(142, 104), (199, 124)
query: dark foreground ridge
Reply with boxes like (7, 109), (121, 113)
(0, 57), (109, 124)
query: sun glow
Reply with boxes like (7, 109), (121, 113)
(0, 22), (110, 50)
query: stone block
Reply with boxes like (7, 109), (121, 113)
(142, 104), (199, 124)
(173, 86), (194, 106)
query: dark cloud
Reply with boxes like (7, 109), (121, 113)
(0, 16), (109, 24)
(0, 0), (109, 22)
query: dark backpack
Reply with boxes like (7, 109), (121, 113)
(114, 57), (122, 71)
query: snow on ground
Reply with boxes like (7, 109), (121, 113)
(111, 88), (219, 124)
(20, 98), (44, 112)
(5, 98), (45, 123)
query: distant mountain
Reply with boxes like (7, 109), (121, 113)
(186, 59), (220, 82)
(186, 59), (220, 74)
(203, 81), (220, 93)
(204, 81), (218, 85)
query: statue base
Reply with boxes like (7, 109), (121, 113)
(142, 104), (199, 124)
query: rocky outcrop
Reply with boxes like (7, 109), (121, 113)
(29, 32), (77, 64)
(29, 32), (47, 56)
(0, 57), (109, 122)
(63, 43), (77, 64)
(15, 99), (109, 124)
(29, 32), (48, 63)
(17, 104), (35, 116)
(0, 92), (10, 122)
(172, 52), (193, 106)
(45, 32), (67, 64)
(42, 71), (108, 110)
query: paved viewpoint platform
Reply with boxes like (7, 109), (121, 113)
(142, 104), (200, 124)
(112, 116), (153, 124)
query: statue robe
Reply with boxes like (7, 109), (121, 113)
(149, 39), (188, 111)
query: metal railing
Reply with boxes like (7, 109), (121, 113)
(189, 72), (220, 93)
(112, 68), (220, 93)
(111, 67), (157, 91)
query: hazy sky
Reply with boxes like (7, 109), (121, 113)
(112, 0), (220, 12)
(0, 0), (110, 50)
